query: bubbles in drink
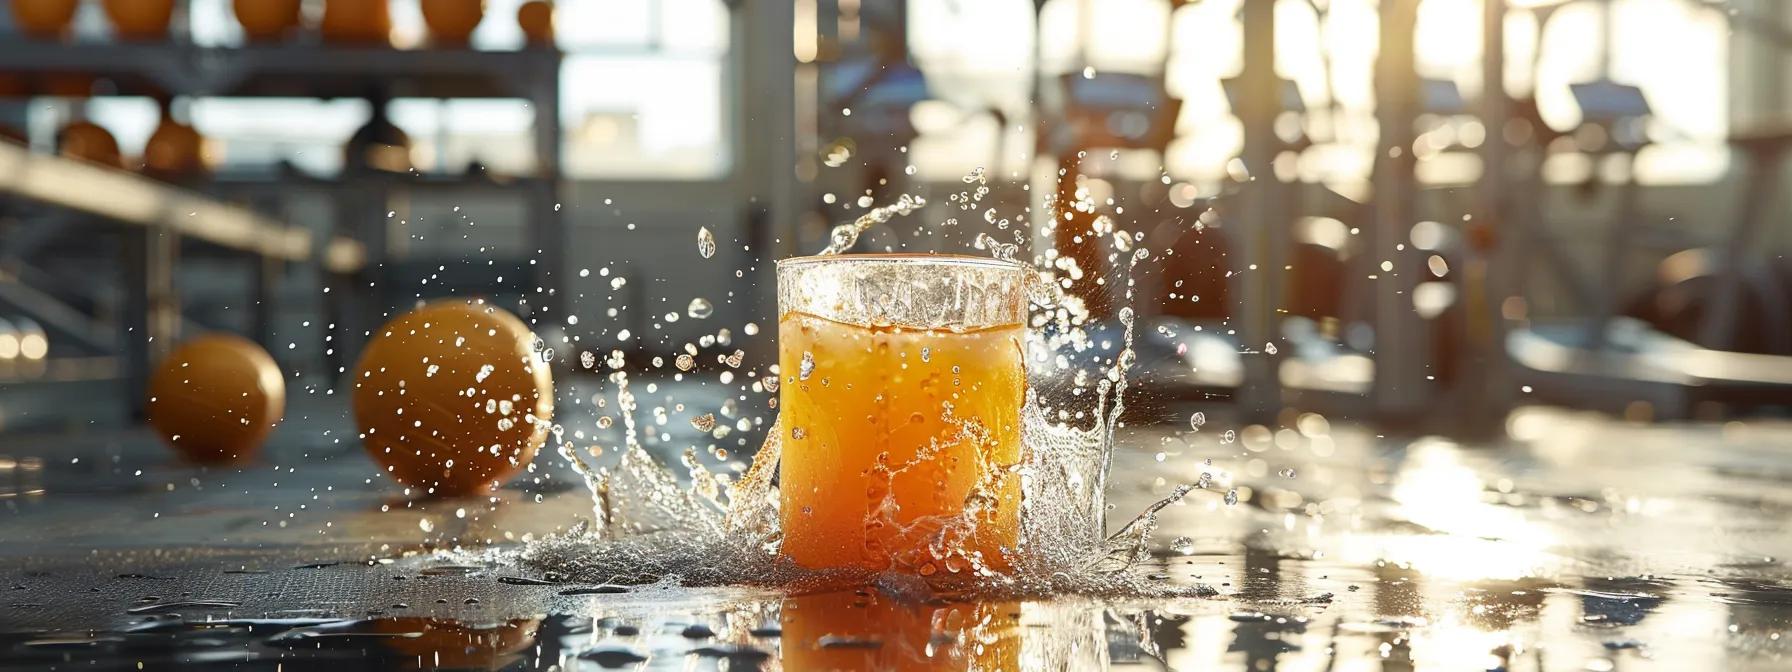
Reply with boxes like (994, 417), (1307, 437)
(688, 298), (714, 319)
(1189, 411), (1205, 430)
(798, 352), (815, 381)
(696, 227), (717, 259)
(823, 140), (853, 167)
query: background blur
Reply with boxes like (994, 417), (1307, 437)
(0, 0), (1787, 432)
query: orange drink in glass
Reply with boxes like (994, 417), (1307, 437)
(777, 254), (1029, 577)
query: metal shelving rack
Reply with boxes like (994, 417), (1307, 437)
(0, 139), (366, 413)
(0, 36), (565, 410)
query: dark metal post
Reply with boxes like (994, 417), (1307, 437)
(121, 226), (177, 419)
(1370, 0), (1428, 420)
(1234, 0), (1283, 420)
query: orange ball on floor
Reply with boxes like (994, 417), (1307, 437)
(352, 300), (553, 497)
(147, 334), (286, 464)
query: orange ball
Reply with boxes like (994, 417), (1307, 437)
(147, 334), (287, 464)
(103, 0), (176, 40)
(233, 0), (303, 42)
(516, 1), (553, 46)
(59, 121), (123, 169)
(421, 0), (484, 46)
(144, 115), (207, 178)
(352, 300), (553, 497)
(321, 0), (392, 45)
(10, 0), (79, 39)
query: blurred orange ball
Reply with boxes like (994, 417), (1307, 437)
(0, 73), (28, 98)
(41, 73), (96, 97)
(516, 1), (553, 46)
(352, 300), (553, 497)
(103, 0), (176, 40)
(321, 0), (392, 44)
(421, 0), (484, 46)
(59, 121), (123, 168)
(144, 113), (207, 178)
(147, 334), (286, 464)
(233, 0), (303, 42)
(10, 0), (79, 39)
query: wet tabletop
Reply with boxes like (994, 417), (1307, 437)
(3, 377), (1791, 670)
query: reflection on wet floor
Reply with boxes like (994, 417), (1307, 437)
(3, 402), (1792, 670)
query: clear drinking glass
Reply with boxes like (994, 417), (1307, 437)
(776, 254), (1029, 576)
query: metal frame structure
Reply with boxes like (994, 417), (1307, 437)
(0, 38), (561, 410)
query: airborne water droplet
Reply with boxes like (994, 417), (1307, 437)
(690, 413), (716, 433)
(696, 227), (717, 259)
(1189, 411), (1206, 430)
(1170, 536), (1195, 555)
(1222, 429), (1236, 444)
(1265, 342), (1279, 355)
(1224, 489), (1239, 506)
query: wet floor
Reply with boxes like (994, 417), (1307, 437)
(3, 379), (1791, 670)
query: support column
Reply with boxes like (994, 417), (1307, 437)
(1234, 0), (1284, 421)
(122, 226), (177, 419)
(1370, 0), (1429, 420)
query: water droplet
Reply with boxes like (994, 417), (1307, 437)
(1222, 429), (1236, 444)
(1279, 468), (1297, 479)
(791, 426), (807, 440)
(675, 354), (695, 371)
(690, 413), (716, 432)
(696, 227), (717, 259)
(1189, 412), (1206, 430)
(799, 352), (815, 381)
(687, 297), (714, 319)
(580, 351), (596, 369)
(920, 347), (931, 363)
(1170, 536), (1195, 555)
(1265, 342), (1279, 355)
(1224, 489), (1239, 506)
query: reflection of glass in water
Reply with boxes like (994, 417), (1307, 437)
(780, 590), (1019, 670)
(777, 254), (1028, 576)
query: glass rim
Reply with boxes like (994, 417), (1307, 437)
(776, 252), (1028, 272)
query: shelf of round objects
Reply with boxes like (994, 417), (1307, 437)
(3, 376), (1792, 670)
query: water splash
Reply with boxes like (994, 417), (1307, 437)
(496, 174), (1205, 599)
(816, 194), (927, 255)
